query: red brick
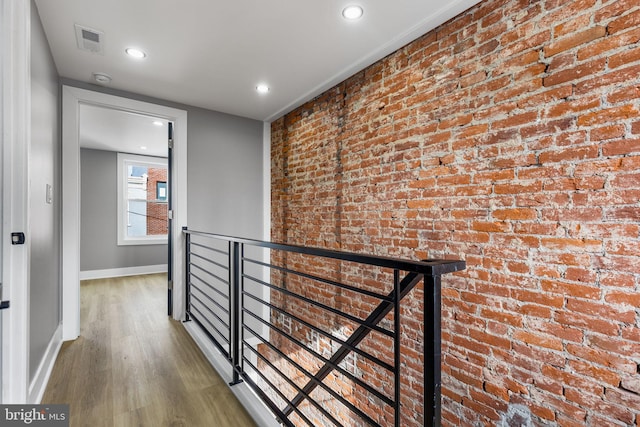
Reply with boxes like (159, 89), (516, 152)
(492, 208), (537, 220)
(578, 104), (639, 127)
(578, 27), (640, 61)
(590, 124), (626, 140)
(566, 343), (637, 374)
(543, 0), (596, 24)
(517, 85), (573, 109)
(554, 15), (592, 37)
(539, 145), (599, 163)
(540, 237), (602, 252)
(541, 279), (601, 299)
(544, 26), (607, 57)
(543, 58), (606, 87)
(469, 328), (512, 350)
(511, 289), (564, 308)
(541, 365), (602, 396)
(576, 64), (640, 96)
(521, 392), (572, 422)
(595, 0), (640, 23)
(492, 111), (539, 130)
(494, 182), (542, 195)
(605, 291), (640, 307)
(608, 85), (640, 104)
(514, 330), (563, 350)
(564, 389), (632, 424)
(609, 45), (640, 69)
(556, 311), (621, 335)
(602, 138), (640, 156)
(545, 96), (601, 118)
(566, 298), (636, 323)
(608, 9), (640, 34)
(535, 322), (584, 343)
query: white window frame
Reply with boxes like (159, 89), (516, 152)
(117, 152), (168, 246)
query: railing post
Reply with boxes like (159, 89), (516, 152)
(240, 243), (246, 380)
(230, 241), (243, 385)
(228, 241), (233, 361)
(184, 227), (191, 322)
(393, 269), (401, 427)
(424, 274), (442, 427)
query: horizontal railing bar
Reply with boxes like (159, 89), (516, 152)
(188, 309), (231, 360)
(243, 324), (383, 427)
(190, 285), (230, 316)
(244, 341), (341, 427)
(189, 295), (230, 336)
(190, 251), (229, 271)
(243, 291), (394, 373)
(238, 368), (297, 427)
(243, 257), (393, 302)
(243, 273), (394, 338)
(189, 307), (230, 347)
(189, 264), (230, 289)
(243, 309), (394, 407)
(241, 356), (318, 427)
(184, 229), (466, 275)
(189, 307), (230, 346)
(189, 240), (229, 257)
(284, 271), (423, 418)
(189, 273), (230, 301)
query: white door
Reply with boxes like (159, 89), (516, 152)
(1, 0), (31, 403)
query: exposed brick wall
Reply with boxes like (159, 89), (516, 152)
(146, 167), (168, 235)
(270, 0), (640, 425)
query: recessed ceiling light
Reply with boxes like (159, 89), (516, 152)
(125, 47), (146, 59)
(256, 84), (270, 94)
(342, 5), (363, 20)
(153, 121), (163, 126)
(140, 146), (148, 150)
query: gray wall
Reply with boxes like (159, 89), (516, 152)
(61, 79), (265, 239)
(30, 2), (61, 380)
(186, 108), (263, 237)
(80, 148), (167, 271)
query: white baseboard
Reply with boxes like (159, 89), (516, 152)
(184, 322), (280, 427)
(28, 324), (63, 404)
(79, 264), (168, 280)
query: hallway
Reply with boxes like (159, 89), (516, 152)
(42, 274), (256, 427)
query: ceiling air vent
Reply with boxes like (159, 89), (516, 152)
(74, 24), (104, 54)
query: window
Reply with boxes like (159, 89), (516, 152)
(117, 153), (168, 245)
(156, 181), (167, 201)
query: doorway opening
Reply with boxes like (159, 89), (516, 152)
(62, 85), (188, 341)
(78, 105), (171, 317)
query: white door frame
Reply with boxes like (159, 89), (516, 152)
(61, 86), (188, 340)
(1, 0), (31, 403)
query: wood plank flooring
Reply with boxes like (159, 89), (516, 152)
(42, 273), (256, 427)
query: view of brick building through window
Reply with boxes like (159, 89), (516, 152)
(146, 167), (168, 235)
(126, 163), (168, 238)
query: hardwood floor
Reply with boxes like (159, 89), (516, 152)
(42, 273), (256, 427)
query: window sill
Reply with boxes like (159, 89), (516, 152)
(117, 236), (168, 246)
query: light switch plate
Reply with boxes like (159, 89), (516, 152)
(46, 184), (53, 204)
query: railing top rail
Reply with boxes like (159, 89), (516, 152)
(183, 228), (465, 276)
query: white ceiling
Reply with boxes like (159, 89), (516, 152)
(79, 104), (169, 156)
(35, 0), (482, 122)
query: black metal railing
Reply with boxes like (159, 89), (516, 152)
(183, 228), (465, 427)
